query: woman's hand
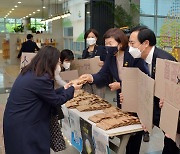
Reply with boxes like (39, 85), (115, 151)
(98, 60), (104, 67)
(64, 82), (71, 89)
(79, 74), (93, 83)
(72, 82), (83, 90)
(159, 98), (164, 108)
(109, 82), (120, 91)
(119, 93), (124, 104)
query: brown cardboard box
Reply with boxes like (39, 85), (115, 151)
(155, 58), (180, 142)
(155, 58), (180, 110)
(121, 67), (154, 132)
(60, 70), (79, 83)
(20, 52), (36, 69)
(70, 57), (101, 76)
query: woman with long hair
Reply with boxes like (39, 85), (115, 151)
(3, 46), (82, 154)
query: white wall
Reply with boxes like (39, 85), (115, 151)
(52, 19), (63, 51)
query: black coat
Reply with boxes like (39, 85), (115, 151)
(3, 71), (74, 154)
(82, 45), (107, 61)
(150, 47), (176, 126)
(92, 49), (149, 107)
(17, 40), (40, 58)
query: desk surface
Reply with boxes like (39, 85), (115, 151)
(62, 105), (143, 137)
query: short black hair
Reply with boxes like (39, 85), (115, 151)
(60, 49), (74, 63)
(27, 34), (33, 39)
(131, 25), (156, 46)
(84, 29), (99, 40)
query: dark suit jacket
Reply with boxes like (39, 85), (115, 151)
(92, 49), (149, 107)
(3, 71), (74, 154)
(82, 45), (107, 61)
(150, 47), (176, 127)
(17, 40), (40, 58)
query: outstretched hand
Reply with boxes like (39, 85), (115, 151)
(79, 74), (93, 83)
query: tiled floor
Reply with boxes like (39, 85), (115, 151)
(0, 53), (165, 154)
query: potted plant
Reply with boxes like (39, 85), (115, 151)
(31, 27), (37, 33)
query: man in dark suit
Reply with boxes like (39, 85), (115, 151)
(128, 25), (179, 154)
(17, 34), (40, 58)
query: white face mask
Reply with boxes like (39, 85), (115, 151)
(128, 46), (142, 58)
(54, 64), (61, 76)
(63, 62), (71, 70)
(86, 38), (96, 46)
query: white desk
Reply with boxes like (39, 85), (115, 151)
(62, 105), (143, 154)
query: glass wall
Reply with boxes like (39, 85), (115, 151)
(140, 0), (180, 57)
(30, 18), (44, 32)
(140, 0), (176, 36)
(0, 18), (22, 32)
(0, 18), (45, 33)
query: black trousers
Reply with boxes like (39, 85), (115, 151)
(126, 131), (143, 154)
(162, 136), (180, 154)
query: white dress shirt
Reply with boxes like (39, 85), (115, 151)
(145, 46), (155, 76)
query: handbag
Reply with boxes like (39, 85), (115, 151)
(50, 114), (66, 152)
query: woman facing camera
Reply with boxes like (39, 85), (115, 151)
(82, 28), (108, 98)
(80, 28), (149, 154)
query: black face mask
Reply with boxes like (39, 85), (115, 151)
(105, 46), (118, 55)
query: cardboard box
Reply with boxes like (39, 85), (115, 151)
(20, 52), (36, 69)
(70, 57), (101, 76)
(155, 58), (180, 142)
(121, 67), (154, 133)
(60, 70), (79, 83)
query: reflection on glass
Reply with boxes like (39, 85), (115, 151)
(158, 0), (174, 16)
(140, 0), (155, 15)
(157, 18), (166, 36)
(140, 16), (155, 32)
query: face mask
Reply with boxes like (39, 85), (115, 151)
(128, 46), (142, 58)
(86, 38), (96, 46)
(63, 62), (71, 70)
(105, 46), (118, 55)
(54, 64), (61, 76)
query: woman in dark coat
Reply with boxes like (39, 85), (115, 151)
(3, 46), (82, 154)
(80, 28), (149, 154)
(82, 29), (108, 98)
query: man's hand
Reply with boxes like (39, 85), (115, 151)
(119, 93), (124, 104)
(98, 60), (104, 67)
(159, 98), (164, 108)
(79, 74), (93, 83)
(109, 82), (120, 91)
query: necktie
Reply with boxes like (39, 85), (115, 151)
(144, 62), (150, 76)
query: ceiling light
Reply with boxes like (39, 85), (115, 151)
(26, 16), (28, 17)
(9, 11), (12, 13)
(18, 2), (22, 4)
(12, 8), (14, 10)
(14, 5), (18, 8)
(43, 6), (46, 9)
(37, 9), (40, 12)
(29, 14), (32, 16)
(33, 12), (36, 14)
